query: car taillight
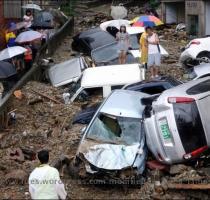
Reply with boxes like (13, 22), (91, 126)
(190, 40), (201, 45)
(168, 97), (195, 104)
(183, 146), (208, 160)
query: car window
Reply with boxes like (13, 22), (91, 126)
(186, 79), (210, 95)
(173, 102), (207, 153)
(92, 42), (119, 62)
(92, 43), (137, 64)
(140, 85), (167, 94)
(84, 32), (115, 50)
(86, 113), (141, 145)
(111, 85), (124, 90)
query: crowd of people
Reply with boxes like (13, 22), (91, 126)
(0, 9), (50, 96)
(116, 25), (161, 79)
(5, 9), (40, 74)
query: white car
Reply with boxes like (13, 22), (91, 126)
(73, 89), (149, 178)
(188, 63), (210, 80)
(70, 63), (145, 102)
(180, 37), (210, 68)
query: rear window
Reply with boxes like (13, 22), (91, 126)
(187, 79), (210, 95)
(140, 85), (166, 95)
(173, 102), (207, 153)
(84, 32), (115, 50)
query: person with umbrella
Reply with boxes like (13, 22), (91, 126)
(23, 9), (34, 29)
(5, 22), (17, 47)
(116, 25), (131, 64)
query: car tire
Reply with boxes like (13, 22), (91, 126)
(197, 52), (210, 64)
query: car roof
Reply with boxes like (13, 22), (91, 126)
(100, 89), (149, 118)
(194, 63), (210, 77)
(124, 76), (181, 88)
(77, 28), (102, 38)
(81, 63), (144, 88)
(159, 77), (210, 98)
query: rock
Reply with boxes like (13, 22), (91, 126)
(147, 160), (170, 171)
(7, 148), (25, 162)
(169, 164), (188, 175)
(161, 177), (168, 191)
(5, 169), (28, 185)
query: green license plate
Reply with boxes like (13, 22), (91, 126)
(160, 119), (172, 144)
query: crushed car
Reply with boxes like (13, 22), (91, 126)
(180, 36), (210, 68)
(47, 57), (88, 87)
(92, 27), (169, 66)
(69, 63), (145, 102)
(71, 89), (149, 180)
(71, 28), (116, 56)
(143, 77), (210, 164)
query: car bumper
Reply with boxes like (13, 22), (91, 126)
(180, 48), (201, 66)
(144, 111), (186, 164)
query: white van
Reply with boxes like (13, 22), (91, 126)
(70, 63), (145, 102)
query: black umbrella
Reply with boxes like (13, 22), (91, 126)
(0, 61), (17, 80)
(32, 11), (54, 29)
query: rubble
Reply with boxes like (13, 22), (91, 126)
(0, 3), (209, 200)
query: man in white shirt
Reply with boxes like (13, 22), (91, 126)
(29, 150), (67, 199)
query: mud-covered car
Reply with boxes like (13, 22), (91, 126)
(71, 90), (149, 181)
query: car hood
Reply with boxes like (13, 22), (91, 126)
(79, 139), (146, 172)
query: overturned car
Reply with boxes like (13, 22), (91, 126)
(71, 90), (149, 181)
(144, 77), (210, 164)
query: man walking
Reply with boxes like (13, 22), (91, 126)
(29, 150), (67, 199)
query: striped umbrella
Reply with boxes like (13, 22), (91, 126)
(131, 15), (163, 27)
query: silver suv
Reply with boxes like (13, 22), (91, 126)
(144, 77), (210, 164)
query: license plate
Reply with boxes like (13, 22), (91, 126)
(159, 119), (172, 144)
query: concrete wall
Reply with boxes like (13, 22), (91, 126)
(161, 1), (185, 24)
(185, 0), (205, 37)
(206, 1), (210, 35)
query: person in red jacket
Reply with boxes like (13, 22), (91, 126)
(24, 44), (33, 71)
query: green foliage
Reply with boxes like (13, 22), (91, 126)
(60, 0), (77, 16)
(149, 0), (160, 9)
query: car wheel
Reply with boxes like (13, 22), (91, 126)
(197, 52), (210, 64)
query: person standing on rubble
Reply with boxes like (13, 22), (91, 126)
(139, 29), (148, 69)
(116, 25), (131, 64)
(146, 26), (161, 79)
(29, 150), (67, 200)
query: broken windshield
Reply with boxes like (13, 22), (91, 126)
(86, 113), (141, 145)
